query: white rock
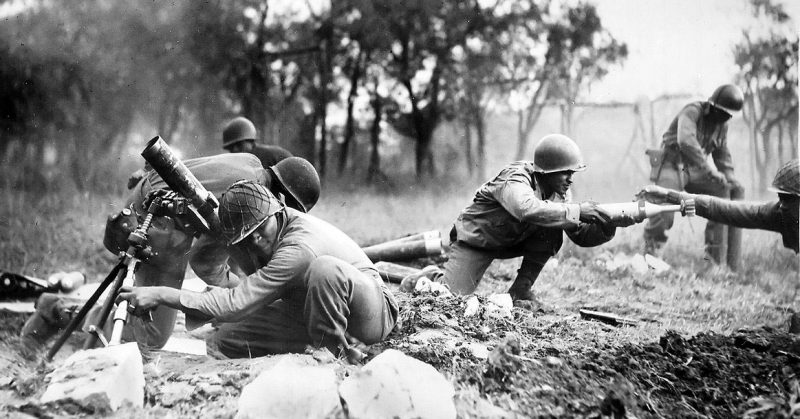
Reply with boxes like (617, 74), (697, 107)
(629, 253), (650, 274)
(340, 349), (456, 419)
(236, 356), (340, 419)
(645, 254), (671, 274)
(468, 343), (490, 360)
(486, 294), (513, 319)
(41, 342), (144, 411)
(415, 277), (433, 293)
(464, 296), (480, 317)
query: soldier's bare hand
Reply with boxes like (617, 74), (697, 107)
(637, 185), (671, 202)
(579, 201), (612, 225)
(709, 171), (727, 185)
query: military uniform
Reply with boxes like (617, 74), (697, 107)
(21, 154), (270, 350)
(442, 161), (615, 296)
(249, 144), (293, 169)
(644, 101), (737, 260)
(184, 208), (399, 358)
(689, 195), (798, 253)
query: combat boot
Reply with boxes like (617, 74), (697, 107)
(508, 276), (544, 312)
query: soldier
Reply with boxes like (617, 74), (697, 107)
(435, 134), (635, 309)
(641, 159), (799, 331)
(222, 116), (293, 168)
(21, 153), (321, 351)
(643, 84), (745, 262)
(116, 180), (399, 360)
(640, 159), (799, 254)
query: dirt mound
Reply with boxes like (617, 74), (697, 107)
(588, 328), (800, 417)
(3, 293), (800, 418)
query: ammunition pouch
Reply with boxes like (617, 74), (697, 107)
(645, 148), (665, 182)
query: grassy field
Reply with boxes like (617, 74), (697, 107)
(1, 177), (799, 417)
(2, 180), (797, 332)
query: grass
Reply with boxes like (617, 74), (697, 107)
(1, 179), (798, 417)
(2, 180), (797, 338)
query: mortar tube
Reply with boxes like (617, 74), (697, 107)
(362, 237), (443, 263)
(381, 230), (441, 246)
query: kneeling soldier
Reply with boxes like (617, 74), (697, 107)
(117, 180), (399, 359)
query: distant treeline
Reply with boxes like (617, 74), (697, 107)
(0, 0), (795, 193)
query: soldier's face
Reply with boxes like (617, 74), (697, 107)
(543, 170), (574, 196)
(234, 216), (280, 268)
(708, 105), (732, 124)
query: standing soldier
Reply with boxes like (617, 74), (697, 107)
(222, 116), (293, 168)
(643, 84), (745, 262)
(436, 134), (635, 309)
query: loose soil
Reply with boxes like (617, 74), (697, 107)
(1, 273), (799, 418)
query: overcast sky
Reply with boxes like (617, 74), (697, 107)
(589, 0), (799, 102)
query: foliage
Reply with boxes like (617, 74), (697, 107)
(0, 0), (628, 189)
(733, 0), (799, 192)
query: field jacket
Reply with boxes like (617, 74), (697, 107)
(453, 161), (615, 253)
(695, 195), (799, 253)
(662, 101), (735, 179)
(184, 209), (400, 323)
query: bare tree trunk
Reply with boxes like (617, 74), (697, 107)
(366, 93), (383, 183)
(316, 42), (330, 178)
(463, 119), (473, 177)
(758, 125), (773, 192)
(339, 51), (363, 175)
(515, 110), (528, 161)
(475, 108), (487, 181)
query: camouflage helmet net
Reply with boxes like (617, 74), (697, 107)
(218, 180), (284, 245)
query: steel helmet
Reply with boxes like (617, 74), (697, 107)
(532, 134), (587, 173)
(222, 117), (257, 149)
(769, 159), (800, 196)
(218, 180), (285, 245)
(271, 157), (321, 212)
(708, 84), (744, 114)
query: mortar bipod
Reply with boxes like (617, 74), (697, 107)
(45, 197), (161, 361)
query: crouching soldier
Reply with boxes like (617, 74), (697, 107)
(20, 154), (321, 352)
(116, 180), (399, 359)
(437, 134), (635, 309)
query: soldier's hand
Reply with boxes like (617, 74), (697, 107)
(709, 170), (727, 185)
(579, 201), (612, 225)
(613, 214), (639, 227)
(127, 169), (145, 190)
(117, 286), (164, 317)
(727, 177), (744, 194)
(637, 185), (672, 203)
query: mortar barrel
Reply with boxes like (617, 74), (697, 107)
(362, 237), (443, 263)
(373, 261), (423, 284)
(383, 230), (441, 245)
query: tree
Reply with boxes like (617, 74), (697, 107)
(0, 1), (215, 191)
(546, 2), (627, 137)
(502, 2), (626, 159)
(373, 0), (497, 179)
(734, 0), (799, 193)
